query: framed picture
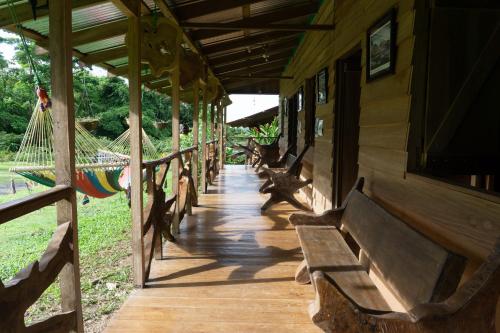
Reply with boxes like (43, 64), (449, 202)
(315, 118), (324, 137)
(316, 68), (328, 104)
(297, 86), (304, 112)
(282, 97), (288, 116)
(366, 9), (397, 81)
(297, 120), (302, 134)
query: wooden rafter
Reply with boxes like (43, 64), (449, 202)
(209, 39), (297, 67)
(214, 50), (292, 74)
(174, 0), (266, 21)
(216, 58), (288, 76)
(0, 0), (106, 28)
(189, 3), (320, 41)
(202, 31), (300, 55)
(80, 46), (128, 65)
(182, 22), (334, 32)
(111, 0), (140, 17)
(220, 74), (292, 80)
(73, 20), (128, 46)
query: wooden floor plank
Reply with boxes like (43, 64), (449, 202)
(104, 165), (320, 332)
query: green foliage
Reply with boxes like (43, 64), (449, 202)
(249, 117), (280, 144)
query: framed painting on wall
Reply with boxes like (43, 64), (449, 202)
(315, 118), (324, 137)
(366, 8), (397, 81)
(316, 67), (328, 104)
(297, 86), (304, 111)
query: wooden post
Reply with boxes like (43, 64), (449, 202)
(171, 42), (181, 234)
(210, 102), (215, 141)
(49, 2), (83, 331)
(201, 84), (208, 194)
(223, 105), (227, 169)
(128, 11), (144, 288)
(192, 81), (200, 193)
(218, 101), (224, 170)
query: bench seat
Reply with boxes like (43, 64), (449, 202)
(296, 225), (391, 313)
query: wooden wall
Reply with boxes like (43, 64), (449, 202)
(279, 0), (500, 265)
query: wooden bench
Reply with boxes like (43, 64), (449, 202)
(260, 146), (312, 211)
(289, 178), (500, 333)
(252, 137), (281, 172)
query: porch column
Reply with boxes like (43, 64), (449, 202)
(192, 81), (200, 192)
(223, 105), (227, 168)
(201, 84), (208, 193)
(127, 8), (144, 287)
(171, 42), (181, 234)
(50, 1), (83, 330)
(218, 100), (224, 170)
(210, 101), (215, 141)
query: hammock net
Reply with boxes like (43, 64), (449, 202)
(11, 101), (129, 198)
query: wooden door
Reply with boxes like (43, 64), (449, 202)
(287, 94), (298, 155)
(333, 50), (362, 207)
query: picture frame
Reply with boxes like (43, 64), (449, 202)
(297, 86), (304, 112)
(316, 67), (328, 104)
(282, 97), (288, 116)
(315, 118), (324, 137)
(366, 8), (397, 82)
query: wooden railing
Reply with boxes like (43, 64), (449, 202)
(0, 186), (80, 332)
(141, 146), (199, 281)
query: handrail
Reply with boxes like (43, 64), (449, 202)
(0, 185), (73, 225)
(142, 146), (198, 168)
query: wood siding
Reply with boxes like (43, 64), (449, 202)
(279, 0), (500, 264)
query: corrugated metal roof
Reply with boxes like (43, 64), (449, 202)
(22, 2), (125, 35)
(76, 35), (125, 54)
(107, 56), (128, 67)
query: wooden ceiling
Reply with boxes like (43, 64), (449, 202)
(166, 0), (329, 94)
(0, 0), (329, 96)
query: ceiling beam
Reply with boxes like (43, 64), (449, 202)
(202, 31), (300, 55)
(219, 60), (288, 77)
(224, 77), (277, 90)
(182, 22), (334, 32)
(220, 75), (292, 80)
(209, 39), (297, 67)
(174, 0), (265, 21)
(73, 20), (128, 46)
(0, 0), (107, 28)
(80, 46), (128, 65)
(214, 51), (292, 74)
(189, 3), (320, 41)
(111, 0), (140, 17)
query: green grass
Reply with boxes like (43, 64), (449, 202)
(0, 185), (133, 330)
(0, 161), (23, 184)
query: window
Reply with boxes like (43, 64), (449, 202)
(408, 0), (500, 194)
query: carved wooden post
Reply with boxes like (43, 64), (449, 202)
(218, 100), (224, 170)
(171, 40), (181, 234)
(49, 1), (83, 331)
(127, 6), (145, 288)
(222, 104), (227, 169)
(201, 84), (208, 194)
(210, 102), (215, 141)
(192, 81), (200, 193)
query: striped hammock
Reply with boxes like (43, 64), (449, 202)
(11, 100), (129, 198)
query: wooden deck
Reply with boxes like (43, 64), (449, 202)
(105, 165), (320, 333)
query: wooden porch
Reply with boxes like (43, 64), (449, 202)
(105, 165), (320, 333)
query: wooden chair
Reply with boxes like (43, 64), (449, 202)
(252, 136), (281, 172)
(289, 178), (499, 333)
(260, 146), (312, 212)
(258, 145), (308, 193)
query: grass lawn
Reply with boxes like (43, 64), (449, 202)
(0, 185), (134, 332)
(0, 161), (24, 184)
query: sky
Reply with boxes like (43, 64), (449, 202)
(0, 30), (278, 122)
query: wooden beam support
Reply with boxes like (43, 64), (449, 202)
(220, 75), (293, 80)
(201, 84), (208, 193)
(210, 102), (216, 141)
(189, 3), (320, 41)
(218, 59), (289, 76)
(128, 14), (145, 288)
(202, 31), (300, 55)
(73, 20), (128, 46)
(182, 22), (334, 32)
(192, 81), (200, 193)
(210, 40), (297, 67)
(80, 46), (128, 65)
(111, 0), (140, 17)
(214, 51), (292, 74)
(174, 0), (264, 21)
(49, 1), (83, 331)
(171, 42), (181, 234)
(0, 0), (106, 28)
(218, 102), (224, 170)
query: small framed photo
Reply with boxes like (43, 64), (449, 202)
(282, 97), (288, 116)
(316, 67), (328, 104)
(315, 118), (324, 137)
(366, 9), (397, 82)
(298, 120), (302, 134)
(297, 86), (304, 112)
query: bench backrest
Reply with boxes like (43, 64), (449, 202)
(340, 188), (465, 310)
(285, 154), (297, 169)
